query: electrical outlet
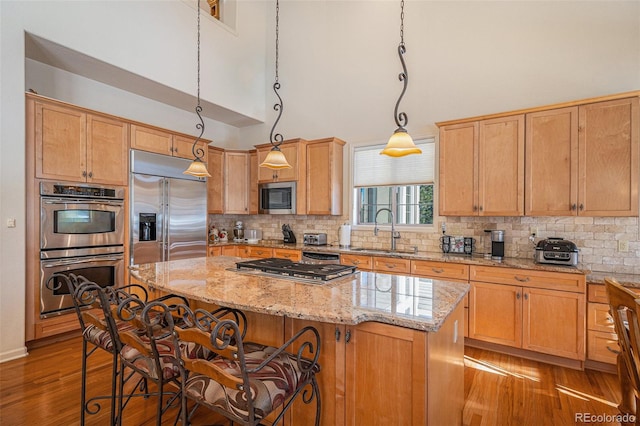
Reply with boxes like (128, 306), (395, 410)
(619, 240), (629, 252)
(441, 222), (446, 233)
(529, 226), (538, 236)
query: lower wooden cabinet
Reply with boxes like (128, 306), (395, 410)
(469, 266), (586, 361)
(272, 248), (301, 261)
(285, 305), (464, 425)
(340, 254), (373, 271)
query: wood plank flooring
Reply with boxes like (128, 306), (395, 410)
(0, 336), (629, 425)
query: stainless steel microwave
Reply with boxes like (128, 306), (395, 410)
(259, 181), (296, 214)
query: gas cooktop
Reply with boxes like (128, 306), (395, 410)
(236, 258), (357, 281)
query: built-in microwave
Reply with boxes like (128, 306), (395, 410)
(259, 181), (296, 214)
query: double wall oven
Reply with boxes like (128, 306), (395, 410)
(39, 182), (125, 318)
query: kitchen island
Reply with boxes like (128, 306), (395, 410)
(130, 256), (470, 426)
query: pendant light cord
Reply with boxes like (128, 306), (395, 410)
(192, 0), (206, 161)
(393, 0), (409, 131)
(269, 0), (284, 148)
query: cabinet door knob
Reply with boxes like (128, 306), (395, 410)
(571, 204), (577, 211)
(82, 170), (87, 177)
(579, 203), (584, 211)
(335, 327), (341, 342)
(345, 329), (352, 343)
(88, 172), (93, 178)
(516, 292), (521, 300)
(473, 205), (478, 212)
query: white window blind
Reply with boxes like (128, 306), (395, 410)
(353, 138), (435, 187)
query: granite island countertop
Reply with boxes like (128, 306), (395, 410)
(129, 256), (470, 333)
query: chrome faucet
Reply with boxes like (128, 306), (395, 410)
(374, 208), (401, 251)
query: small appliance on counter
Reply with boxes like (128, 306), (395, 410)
(245, 229), (262, 244)
(303, 233), (327, 246)
(282, 224), (296, 244)
(534, 237), (579, 266)
(233, 221), (245, 242)
(487, 230), (505, 261)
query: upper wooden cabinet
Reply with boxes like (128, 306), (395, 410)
(224, 150), (251, 214)
(207, 146), (224, 214)
(255, 139), (306, 183)
(32, 99), (129, 185)
(526, 97), (639, 216)
(306, 137), (345, 215)
(439, 115), (525, 216)
(579, 98), (639, 216)
(248, 150), (258, 215)
(130, 124), (208, 162)
(440, 91), (639, 217)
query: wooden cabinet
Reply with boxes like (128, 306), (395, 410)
(256, 139), (305, 183)
(207, 246), (221, 256)
(411, 260), (469, 282)
(33, 100), (128, 185)
(372, 256), (410, 275)
(469, 265), (586, 360)
(340, 254), (373, 271)
(130, 124), (209, 162)
(286, 305), (464, 426)
(525, 107), (579, 215)
(224, 150), (250, 214)
(207, 147), (224, 214)
(245, 246), (273, 259)
(306, 137), (345, 215)
(578, 97), (639, 216)
(272, 248), (301, 261)
(249, 150), (258, 214)
(439, 115), (525, 216)
(526, 97), (639, 216)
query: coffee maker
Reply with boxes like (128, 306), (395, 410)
(489, 230), (505, 261)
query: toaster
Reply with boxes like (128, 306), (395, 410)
(303, 233), (327, 246)
(534, 238), (579, 266)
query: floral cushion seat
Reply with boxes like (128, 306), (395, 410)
(183, 342), (320, 422)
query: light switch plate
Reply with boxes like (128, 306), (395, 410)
(6, 218), (16, 228)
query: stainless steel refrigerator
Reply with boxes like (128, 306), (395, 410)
(130, 150), (207, 265)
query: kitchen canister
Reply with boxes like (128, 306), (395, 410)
(339, 223), (351, 248)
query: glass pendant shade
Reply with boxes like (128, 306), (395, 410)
(184, 158), (212, 177)
(380, 129), (422, 157)
(259, 147), (292, 169)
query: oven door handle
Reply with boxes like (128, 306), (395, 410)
(43, 256), (123, 267)
(42, 199), (124, 206)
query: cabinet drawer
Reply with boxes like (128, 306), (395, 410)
(470, 265), (585, 293)
(273, 248), (301, 261)
(341, 254), (373, 271)
(373, 257), (411, 274)
(208, 246), (221, 257)
(221, 245), (238, 257)
(589, 283), (640, 303)
(588, 284), (608, 303)
(587, 302), (614, 332)
(246, 246), (274, 258)
(587, 330), (619, 364)
(411, 260), (469, 281)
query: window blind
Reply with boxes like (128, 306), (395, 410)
(353, 138), (435, 187)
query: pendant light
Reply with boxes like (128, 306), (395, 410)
(259, 0), (292, 170)
(380, 0), (422, 158)
(184, 0), (212, 178)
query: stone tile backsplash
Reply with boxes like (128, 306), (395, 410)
(209, 214), (640, 275)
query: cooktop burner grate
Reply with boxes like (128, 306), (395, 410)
(236, 258), (357, 281)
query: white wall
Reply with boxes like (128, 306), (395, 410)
(241, 1), (640, 147)
(0, 0), (267, 362)
(2, 0), (639, 361)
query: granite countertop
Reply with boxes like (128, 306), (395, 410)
(129, 256), (470, 333)
(211, 241), (591, 274)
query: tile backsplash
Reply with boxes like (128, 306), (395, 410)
(209, 214), (640, 275)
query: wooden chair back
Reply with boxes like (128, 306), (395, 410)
(605, 277), (640, 400)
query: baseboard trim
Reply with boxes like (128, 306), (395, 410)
(465, 338), (584, 370)
(0, 346), (28, 363)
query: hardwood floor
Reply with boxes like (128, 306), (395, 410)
(0, 336), (628, 425)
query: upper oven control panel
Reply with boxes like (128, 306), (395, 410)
(40, 182), (124, 200)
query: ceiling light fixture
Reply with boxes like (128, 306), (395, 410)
(259, 0), (292, 170)
(184, 0), (212, 178)
(380, 0), (422, 158)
